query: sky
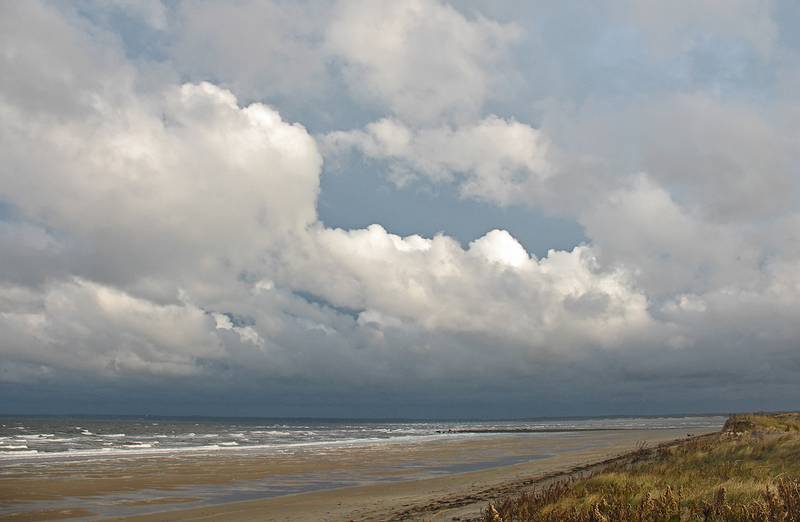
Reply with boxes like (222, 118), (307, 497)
(1, 0), (799, 418)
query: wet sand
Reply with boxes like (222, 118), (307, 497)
(0, 428), (704, 521)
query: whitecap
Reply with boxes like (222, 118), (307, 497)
(125, 440), (159, 446)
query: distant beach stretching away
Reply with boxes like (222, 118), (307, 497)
(0, 415), (723, 520)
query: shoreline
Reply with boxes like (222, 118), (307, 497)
(436, 427), (629, 434)
(1, 428), (713, 521)
(122, 429), (705, 521)
(0, 432), (473, 465)
(0, 427), (656, 464)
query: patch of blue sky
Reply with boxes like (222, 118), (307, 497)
(317, 160), (586, 258)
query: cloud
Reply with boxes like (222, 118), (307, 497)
(580, 175), (764, 297)
(0, 278), (221, 379)
(277, 224), (654, 353)
(2, 0), (800, 414)
(323, 116), (552, 205)
(0, 1), (135, 118)
(540, 93), (800, 223)
(5, 1), (636, 393)
(171, 0), (330, 101)
(327, 0), (519, 124)
(1, 71), (321, 292)
(167, 0), (520, 126)
(620, 0), (778, 58)
(470, 229), (530, 268)
(91, 0), (169, 30)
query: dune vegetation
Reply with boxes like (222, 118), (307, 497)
(482, 413), (800, 521)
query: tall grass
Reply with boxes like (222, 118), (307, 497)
(481, 413), (800, 521)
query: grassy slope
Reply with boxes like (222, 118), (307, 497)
(481, 413), (800, 521)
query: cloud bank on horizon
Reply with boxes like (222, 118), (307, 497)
(1, 0), (799, 417)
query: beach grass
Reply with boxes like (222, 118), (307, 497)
(481, 413), (800, 521)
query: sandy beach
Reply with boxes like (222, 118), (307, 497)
(0, 427), (705, 521)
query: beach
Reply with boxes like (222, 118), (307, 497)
(0, 424), (713, 521)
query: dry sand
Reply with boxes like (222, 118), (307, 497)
(0, 428), (703, 521)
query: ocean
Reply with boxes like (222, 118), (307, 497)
(0, 414), (726, 462)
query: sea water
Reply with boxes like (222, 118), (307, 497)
(0, 414), (726, 462)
